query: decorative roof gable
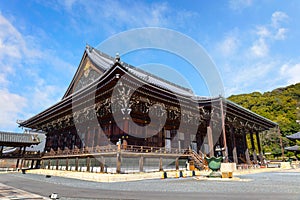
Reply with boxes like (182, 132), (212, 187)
(62, 45), (113, 99)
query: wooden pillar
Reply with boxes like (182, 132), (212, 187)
(100, 157), (105, 173)
(20, 146), (26, 169)
(250, 131), (257, 163)
(86, 156), (90, 172)
(66, 158), (69, 171)
(256, 131), (263, 162)
(230, 127), (238, 164)
(256, 131), (262, 154)
(16, 147), (23, 169)
(97, 127), (101, 146)
(75, 157), (79, 171)
(16, 159), (20, 169)
(207, 125), (214, 157)
(31, 160), (34, 169)
(123, 119), (129, 135)
(36, 160), (41, 169)
(243, 129), (251, 165)
(20, 159), (24, 169)
(34, 160), (40, 169)
(175, 157), (179, 170)
(56, 159), (59, 170)
(87, 127), (91, 147)
(116, 151), (121, 174)
(159, 157), (163, 171)
(48, 159), (51, 169)
(0, 146), (3, 157)
(22, 146), (26, 155)
(220, 99), (228, 162)
(139, 156), (144, 172)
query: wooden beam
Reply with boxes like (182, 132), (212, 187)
(207, 125), (214, 157)
(75, 157), (79, 171)
(66, 158), (69, 171)
(100, 156), (105, 173)
(86, 156), (91, 172)
(139, 156), (144, 172)
(250, 132), (257, 163)
(0, 146), (3, 157)
(220, 99), (228, 162)
(175, 157), (179, 170)
(243, 130), (251, 165)
(116, 152), (121, 174)
(48, 159), (51, 169)
(56, 158), (59, 170)
(230, 127), (238, 164)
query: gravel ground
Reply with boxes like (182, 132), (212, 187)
(3, 170), (300, 193)
(1, 169), (300, 199)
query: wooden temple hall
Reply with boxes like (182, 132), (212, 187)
(19, 45), (277, 173)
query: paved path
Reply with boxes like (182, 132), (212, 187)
(0, 183), (47, 200)
(0, 169), (300, 199)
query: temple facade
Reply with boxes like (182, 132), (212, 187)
(19, 45), (277, 173)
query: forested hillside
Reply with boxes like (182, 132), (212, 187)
(228, 83), (300, 157)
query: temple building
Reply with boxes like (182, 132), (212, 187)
(19, 45), (278, 173)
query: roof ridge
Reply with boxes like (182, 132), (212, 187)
(88, 45), (194, 96)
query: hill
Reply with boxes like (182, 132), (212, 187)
(228, 83), (300, 158)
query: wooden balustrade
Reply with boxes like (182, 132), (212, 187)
(43, 145), (186, 157)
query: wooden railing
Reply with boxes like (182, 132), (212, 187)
(188, 149), (208, 170)
(123, 145), (186, 154)
(44, 145), (118, 156)
(44, 145), (187, 156)
(0, 151), (42, 159)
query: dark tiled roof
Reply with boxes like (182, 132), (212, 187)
(0, 131), (40, 145)
(285, 145), (300, 152)
(86, 46), (194, 97)
(286, 132), (300, 140)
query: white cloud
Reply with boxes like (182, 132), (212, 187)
(0, 13), (73, 131)
(0, 73), (9, 86)
(255, 11), (288, 41)
(274, 28), (288, 40)
(234, 61), (273, 84)
(0, 14), (23, 59)
(271, 11), (288, 28)
(46, 0), (197, 34)
(224, 61), (275, 95)
(249, 11), (289, 58)
(280, 63), (300, 85)
(62, 0), (78, 11)
(250, 38), (269, 57)
(229, 0), (253, 11)
(217, 35), (239, 56)
(256, 26), (271, 38)
(0, 89), (27, 130)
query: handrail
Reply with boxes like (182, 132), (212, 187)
(188, 149), (207, 169)
(43, 145), (187, 156)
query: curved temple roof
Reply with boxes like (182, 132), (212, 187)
(85, 45), (195, 97)
(285, 145), (300, 152)
(20, 45), (277, 130)
(286, 132), (300, 140)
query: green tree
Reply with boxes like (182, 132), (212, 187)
(228, 83), (300, 158)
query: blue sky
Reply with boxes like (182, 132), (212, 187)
(0, 0), (300, 132)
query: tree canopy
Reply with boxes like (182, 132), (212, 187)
(228, 83), (300, 158)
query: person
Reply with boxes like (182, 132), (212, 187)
(122, 138), (128, 150)
(117, 138), (121, 150)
